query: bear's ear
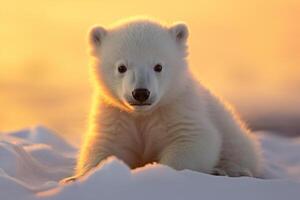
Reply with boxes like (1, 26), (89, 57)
(169, 23), (189, 44)
(89, 26), (107, 47)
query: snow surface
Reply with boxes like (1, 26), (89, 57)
(0, 126), (300, 200)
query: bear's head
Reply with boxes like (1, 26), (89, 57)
(89, 18), (190, 113)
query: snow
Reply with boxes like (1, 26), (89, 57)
(0, 126), (300, 200)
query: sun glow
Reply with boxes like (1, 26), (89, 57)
(0, 0), (299, 140)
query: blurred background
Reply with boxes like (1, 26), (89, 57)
(0, 0), (299, 144)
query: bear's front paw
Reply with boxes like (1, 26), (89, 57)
(211, 168), (228, 176)
(238, 169), (253, 177)
(227, 168), (254, 177)
(211, 168), (253, 177)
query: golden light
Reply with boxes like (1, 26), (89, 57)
(0, 0), (299, 142)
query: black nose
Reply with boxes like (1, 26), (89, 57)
(132, 88), (150, 102)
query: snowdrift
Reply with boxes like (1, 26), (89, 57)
(0, 126), (299, 200)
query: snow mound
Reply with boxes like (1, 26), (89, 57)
(0, 126), (300, 200)
(6, 126), (76, 153)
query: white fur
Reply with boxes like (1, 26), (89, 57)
(74, 18), (262, 179)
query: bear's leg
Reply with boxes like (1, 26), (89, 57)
(61, 152), (109, 184)
(60, 133), (112, 184)
(76, 138), (110, 176)
(159, 133), (221, 173)
(215, 131), (262, 177)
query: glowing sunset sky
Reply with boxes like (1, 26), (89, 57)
(0, 0), (299, 141)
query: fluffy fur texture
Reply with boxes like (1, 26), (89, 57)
(71, 18), (262, 180)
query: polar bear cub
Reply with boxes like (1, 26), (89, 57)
(70, 18), (262, 180)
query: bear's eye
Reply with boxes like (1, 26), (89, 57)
(154, 64), (163, 72)
(118, 64), (127, 73)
